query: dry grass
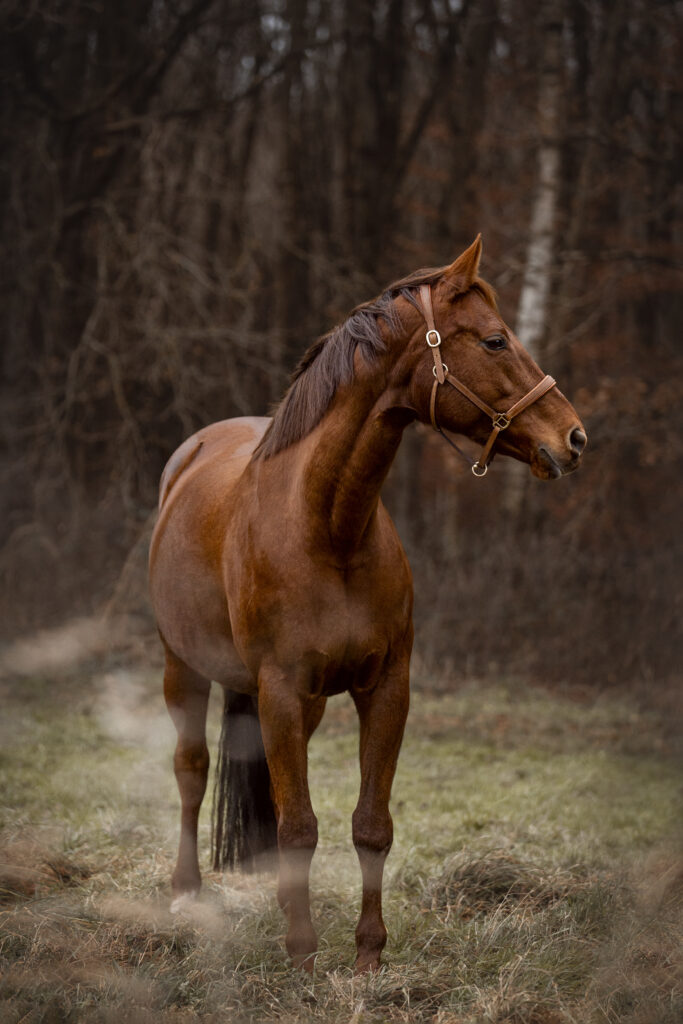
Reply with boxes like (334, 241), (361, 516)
(0, 661), (680, 1023)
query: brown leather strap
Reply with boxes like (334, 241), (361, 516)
(415, 285), (557, 476)
(476, 423), (504, 471)
(429, 378), (439, 431)
(443, 371), (497, 420)
(420, 284), (446, 385)
(505, 374), (556, 420)
(419, 284), (436, 332)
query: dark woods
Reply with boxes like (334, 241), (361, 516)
(1, 0), (681, 687)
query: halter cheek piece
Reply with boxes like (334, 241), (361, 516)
(417, 284), (557, 477)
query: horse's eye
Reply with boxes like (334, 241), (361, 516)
(482, 335), (507, 352)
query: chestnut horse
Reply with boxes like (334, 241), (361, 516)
(149, 237), (586, 972)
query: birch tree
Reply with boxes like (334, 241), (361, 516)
(515, 0), (564, 360)
(503, 0), (564, 513)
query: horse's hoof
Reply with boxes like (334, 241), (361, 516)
(170, 891), (199, 915)
(292, 951), (316, 974)
(354, 956), (381, 974)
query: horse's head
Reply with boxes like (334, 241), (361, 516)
(398, 237), (586, 479)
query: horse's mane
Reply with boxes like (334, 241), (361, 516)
(252, 266), (497, 460)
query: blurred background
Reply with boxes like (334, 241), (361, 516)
(1, 0), (681, 693)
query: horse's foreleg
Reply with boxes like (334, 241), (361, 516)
(268, 696), (326, 834)
(163, 645), (211, 908)
(352, 663), (410, 972)
(258, 673), (322, 972)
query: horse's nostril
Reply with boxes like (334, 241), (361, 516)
(569, 427), (587, 456)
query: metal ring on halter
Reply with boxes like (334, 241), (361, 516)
(492, 413), (511, 430)
(426, 329), (442, 348)
(471, 462), (488, 477)
(433, 363), (448, 378)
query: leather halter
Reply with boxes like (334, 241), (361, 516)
(417, 284), (557, 477)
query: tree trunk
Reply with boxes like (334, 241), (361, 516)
(515, 0), (564, 361)
(505, 0), (564, 514)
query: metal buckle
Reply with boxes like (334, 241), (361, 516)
(426, 329), (441, 348)
(433, 363), (448, 378)
(471, 462), (488, 477)
(492, 413), (511, 430)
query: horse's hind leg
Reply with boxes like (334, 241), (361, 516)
(163, 644), (211, 908)
(352, 660), (410, 972)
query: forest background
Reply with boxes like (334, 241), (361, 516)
(1, 0), (681, 695)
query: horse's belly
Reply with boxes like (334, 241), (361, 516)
(177, 635), (254, 691)
(153, 574), (255, 690)
(151, 524), (256, 690)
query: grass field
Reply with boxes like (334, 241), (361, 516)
(0, 659), (681, 1023)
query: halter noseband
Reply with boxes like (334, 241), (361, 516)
(417, 283), (557, 477)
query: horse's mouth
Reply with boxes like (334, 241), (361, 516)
(531, 445), (580, 480)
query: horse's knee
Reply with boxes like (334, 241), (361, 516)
(278, 810), (318, 852)
(352, 808), (393, 856)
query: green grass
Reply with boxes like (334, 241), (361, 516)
(0, 670), (680, 1023)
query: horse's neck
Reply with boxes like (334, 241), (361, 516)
(298, 379), (412, 558)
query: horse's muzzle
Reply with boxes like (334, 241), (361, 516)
(533, 426), (587, 479)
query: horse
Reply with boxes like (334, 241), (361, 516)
(148, 236), (586, 973)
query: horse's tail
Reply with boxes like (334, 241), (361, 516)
(211, 690), (278, 873)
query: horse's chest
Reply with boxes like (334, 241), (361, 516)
(309, 569), (404, 636)
(226, 518), (413, 688)
(308, 601), (373, 657)
(234, 561), (409, 691)
(289, 577), (409, 690)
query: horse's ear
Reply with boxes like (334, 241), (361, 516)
(441, 234), (483, 299)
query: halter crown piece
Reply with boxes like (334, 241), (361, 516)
(417, 284), (557, 477)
